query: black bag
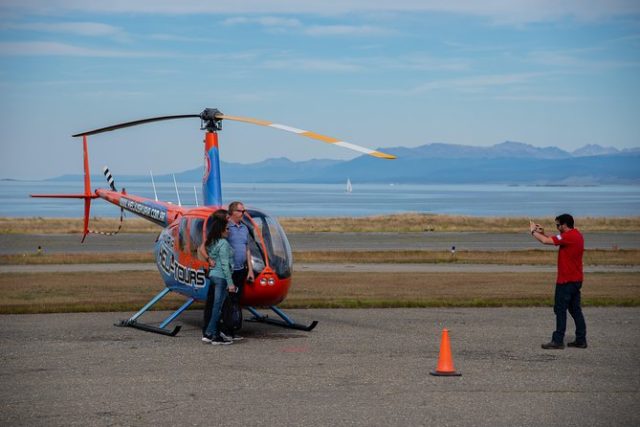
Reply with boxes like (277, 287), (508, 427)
(221, 293), (242, 334)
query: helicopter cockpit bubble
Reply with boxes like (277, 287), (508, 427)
(244, 209), (292, 279)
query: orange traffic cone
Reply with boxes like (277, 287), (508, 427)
(430, 328), (461, 376)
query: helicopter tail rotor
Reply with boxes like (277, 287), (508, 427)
(30, 135), (98, 242)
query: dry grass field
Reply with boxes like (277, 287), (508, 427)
(279, 213), (640, 233)
(2, 214), (640, 234)
(2, 249), (638, 266)
(2, 215), (638, 313)
(1, 271), (638, 314)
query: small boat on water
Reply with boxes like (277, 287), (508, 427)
(346, 178), (353, 193)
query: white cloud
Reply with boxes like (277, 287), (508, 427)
(528, 50), (640, 70)
(148, 33), (210, 43)
(413, 72), (544, 93)
(305, 25), (391, 37)
(354, 72), (547, 96)
(381, 54), (469, 71)
(0, 41), (168, 57)
(1, 1), (638, 25)
(6, 21), (124, 37)
(223, 17), (391, 37)
(262, 58), (361, 72)
(222, 16), (302, 28)
(495, 94), (583, 102)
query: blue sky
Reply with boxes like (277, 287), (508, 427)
(1, 1), (639, 179)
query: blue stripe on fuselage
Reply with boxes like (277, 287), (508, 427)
(204, 146), (222, 207)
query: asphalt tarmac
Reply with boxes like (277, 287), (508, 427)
(1, 308), (639, 426)
(1, 231), (639, 255)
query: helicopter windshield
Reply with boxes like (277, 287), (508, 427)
(244, 209), (292, 279)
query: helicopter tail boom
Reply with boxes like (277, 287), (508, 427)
(95, 189), (183, 227)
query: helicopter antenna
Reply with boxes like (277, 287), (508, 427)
(172, 174), (182, 206)
(149, 170), (158, 201)
(193, 186), (199, 207)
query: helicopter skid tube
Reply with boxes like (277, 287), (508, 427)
(114, 288), (193, 337)
(115, 319), (182, 336)
(246, 306), (318, 332)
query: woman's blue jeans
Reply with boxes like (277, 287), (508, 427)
(204, 276), (228, 337)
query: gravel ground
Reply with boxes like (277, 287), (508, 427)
(1, 307), (638, 427)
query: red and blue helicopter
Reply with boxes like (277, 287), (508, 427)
(32, 108), (395, 336)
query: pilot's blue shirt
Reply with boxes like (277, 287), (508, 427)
(227, 220), (249, 271)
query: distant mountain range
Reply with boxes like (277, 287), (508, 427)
(51, 141), (640, 185)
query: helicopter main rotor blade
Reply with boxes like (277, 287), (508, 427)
(72, 114), (200, 137)
(217, 114), (396, 160)
(71, 108), (396, 160)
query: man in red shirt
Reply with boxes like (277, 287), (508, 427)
(530, 213), (587, 349)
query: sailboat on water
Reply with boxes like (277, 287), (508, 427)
(346, 178), (353, 193)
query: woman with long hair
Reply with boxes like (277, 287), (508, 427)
(202, 210), (236, 345)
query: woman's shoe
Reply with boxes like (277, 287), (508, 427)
(211, 335), (232, 346)
(219, 332), (234, 342)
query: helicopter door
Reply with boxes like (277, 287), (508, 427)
(244, 209), (292, 279)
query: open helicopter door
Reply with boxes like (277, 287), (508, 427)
(243, 209), (318, 331)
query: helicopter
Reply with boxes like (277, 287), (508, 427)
(32, 108), (396, 336)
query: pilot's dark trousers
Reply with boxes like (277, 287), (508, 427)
(231, 267), (248, 299)
(552, 281), (587, 344)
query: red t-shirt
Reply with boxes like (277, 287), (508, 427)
(551, 228), (584, 284)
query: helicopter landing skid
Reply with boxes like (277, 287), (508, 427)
(246, 306), (318, 332)
(115, 288), (194, 337)
(115, 319), (181, 336)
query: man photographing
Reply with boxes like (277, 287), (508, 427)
(530, 214), (587, 350)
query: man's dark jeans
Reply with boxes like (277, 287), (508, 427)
(552, 281), (587, 344)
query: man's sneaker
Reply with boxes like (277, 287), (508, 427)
(541, 341), (565, 349)
(201, 335), (213, 343)
(211, 336), (232, 346)
(231, 335), (244, 341)
(567, 341), (588, 348)
(219, 332), (234, 343)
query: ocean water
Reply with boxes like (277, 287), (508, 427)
(1, 180), (639, 218)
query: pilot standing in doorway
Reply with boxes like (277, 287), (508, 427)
(222, 201), (255, 340)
